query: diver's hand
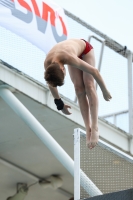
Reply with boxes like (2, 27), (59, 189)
(61, 104), (72, 115)
(103, 90), (112, 101)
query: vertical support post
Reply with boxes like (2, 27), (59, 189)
(127, 52), (133, 135)
(97, 41), (105, 72)
(74, 95), (77, 103)
(88, 35), (93, 42)
(113, 114), (116, 126)
(96, 40), (105, 90)
(74, 129), (80, 200)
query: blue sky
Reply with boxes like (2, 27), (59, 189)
(53, 0), (133, 52)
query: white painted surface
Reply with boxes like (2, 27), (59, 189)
(0, 62), (132, 154)
(0, 62), (133, 200)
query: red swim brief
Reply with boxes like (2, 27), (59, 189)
(78, 39), (93, 59)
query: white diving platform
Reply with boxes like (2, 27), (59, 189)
(0, 60), (133, 200)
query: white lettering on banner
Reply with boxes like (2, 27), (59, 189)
(0, 0), (68, 53)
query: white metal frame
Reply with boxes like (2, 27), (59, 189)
(127, 52), (133, 136)
(74, 129), (102, 200)
(0, 87), (74, 175)
(74, 35), (133, 136)
(101, 50), (133, 136)
(0, 63), (131, 153)
(74, 129), (80, 200)
(74, 128), (133, 200)
(101, 110), (128, 127)
(0, 87), (102, 199)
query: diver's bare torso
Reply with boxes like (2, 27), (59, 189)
(44, 39), (86, 69)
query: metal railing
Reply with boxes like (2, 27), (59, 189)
(64, 9), (133, 135)
(101, 110), (128, 127)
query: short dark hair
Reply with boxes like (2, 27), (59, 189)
(44, 63), (64, 87)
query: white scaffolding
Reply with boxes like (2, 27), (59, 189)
(0, 86), (102, 198)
